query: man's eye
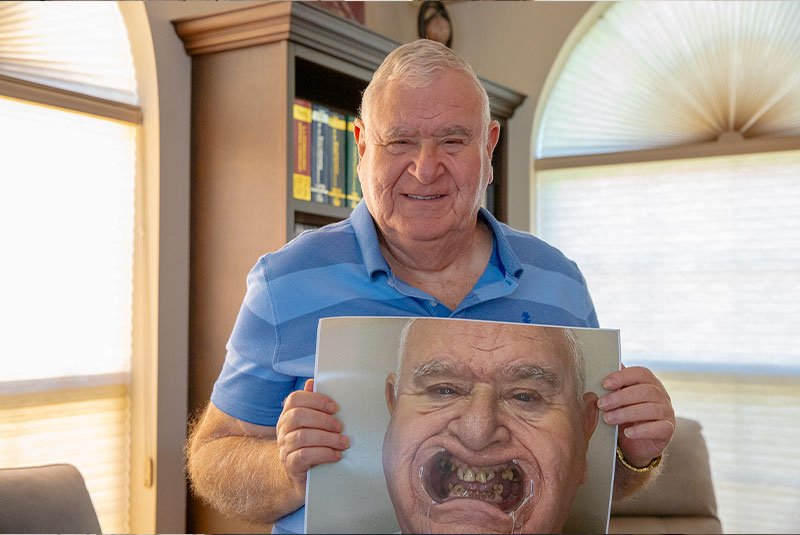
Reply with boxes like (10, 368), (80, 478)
(429, 385), (459, 397)
(441, 139), (464, 152)
(387, 140), (413, 153)
(509, 391), (542, 404)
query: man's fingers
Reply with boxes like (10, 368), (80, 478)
(597, 383), (665, 411)
(277, 406), (344, 436)
(280, 428), (350, 454)
(602, 365), (662, 391)
(282, 389), (339, 414)
(283, 446), (345, 481)
(602, 401), (674, 426)
(621, 419), (675, 440)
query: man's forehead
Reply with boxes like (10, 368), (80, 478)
(403, 321), (571, 371)
(365, 73), (484, 127)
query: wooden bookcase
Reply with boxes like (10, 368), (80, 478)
(174, 3), (524, 532)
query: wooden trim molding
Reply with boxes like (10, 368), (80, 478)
(0, 73), (142, 124)
(172, 2), (293, 56)
(484, 78), (526, 120)
(172, 2), (526, 121)
(172, 1), (393, 68)
(535, 135), (800, 171)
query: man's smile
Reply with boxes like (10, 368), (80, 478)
(423, 449), (531, 513)
(406, 194), (443, 200)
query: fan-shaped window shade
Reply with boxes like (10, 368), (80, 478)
(537, 1), (800, 158)
(0, 2), (137, 104)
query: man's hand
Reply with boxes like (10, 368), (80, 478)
(187, 380), (349, 524)
(598, 365), (675, 469)
(276, 379), (351, 494)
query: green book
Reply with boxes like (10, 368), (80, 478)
(328, 111), (347, 208)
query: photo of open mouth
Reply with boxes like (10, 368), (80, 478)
(422, 450), (532, 513)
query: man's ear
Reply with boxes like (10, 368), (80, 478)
(485, 120), (501, 184)
(354, 117), (367, 160)
(580, 392), (600, 484)
(581, 392), (600, 445)
(385, 372), (398, 415)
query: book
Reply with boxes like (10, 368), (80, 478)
(328, 111), (347, 208)
(310, 104), (331, 204)
(292, 99), (312, 201)
(345, 115), (362, 209)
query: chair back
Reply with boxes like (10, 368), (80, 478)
(609, 417), (722, 534)
(0, 463), (102, 534)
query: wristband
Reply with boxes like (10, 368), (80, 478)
(616, 446), (662, 472)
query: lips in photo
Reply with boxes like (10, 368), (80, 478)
(422, 449), (532, 514)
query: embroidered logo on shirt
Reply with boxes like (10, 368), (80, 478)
(521, 312), (532, 323)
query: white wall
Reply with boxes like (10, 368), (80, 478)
(129, 2), (240, 532)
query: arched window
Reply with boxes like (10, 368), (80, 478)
(535, 3), (800, 533)
(0, 3), (142, 532)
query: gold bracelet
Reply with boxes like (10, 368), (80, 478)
(616, 446), (662, 472)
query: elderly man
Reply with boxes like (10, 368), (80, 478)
(383, 319), (599, 534)
(187, 39), (675, 534)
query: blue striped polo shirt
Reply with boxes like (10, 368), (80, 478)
(210, 200), (597, 533)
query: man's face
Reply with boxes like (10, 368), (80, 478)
(382, 321), (598, 534)
(354, 71), (500, 244)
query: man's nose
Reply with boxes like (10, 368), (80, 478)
(447, 388), (510, 451)
(408, 141), (441, 184)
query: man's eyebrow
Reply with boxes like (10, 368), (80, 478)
(381, 125), (474, 140)
(383, 126), (418, 139)
(434, 125), (473, 138)
(498, 363), (561, 390)
(411, 359), (460, 384)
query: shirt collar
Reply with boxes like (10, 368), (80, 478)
(350, 200), (391, 279)
(477, 207), (524, 280)
(350, 200), (524, 281)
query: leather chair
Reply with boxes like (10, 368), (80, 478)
(0, 463), (102, 534)
(609, 417), (722, 534)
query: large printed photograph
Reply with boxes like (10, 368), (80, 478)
(305, 317), (620, 534)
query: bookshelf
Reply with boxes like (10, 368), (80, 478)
(173, 4), (524, 532)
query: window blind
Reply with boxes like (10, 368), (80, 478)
(658, 372), (800, 533)
(0, 94), (136, 533)
(537, 150), (800, 533)
(0, 2), (138, 105)
(0, 385), (130, 532)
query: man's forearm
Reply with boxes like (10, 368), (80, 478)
(188, 434), (304, 525)
(611, 456), (661, 501)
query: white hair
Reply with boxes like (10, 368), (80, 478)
(360, 39), (491, 133)
(394, 319), (586, 405)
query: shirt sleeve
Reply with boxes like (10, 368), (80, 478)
(210, 256), (298, 426)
